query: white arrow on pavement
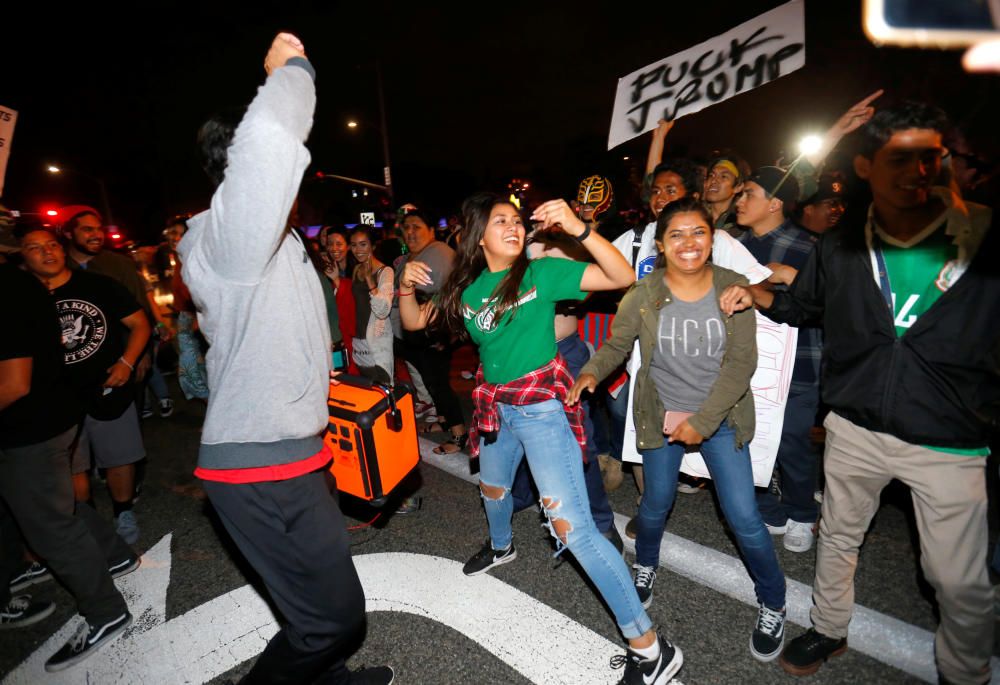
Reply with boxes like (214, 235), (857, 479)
(5, 537), (671, 684)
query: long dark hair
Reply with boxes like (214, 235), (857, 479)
(434, 192), (530, 339)
(653, 196), (714, 270)
(324, 226), (357, 276)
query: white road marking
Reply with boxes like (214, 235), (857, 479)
(421, 438), (1000, 683)
(5, 531), (681, 684)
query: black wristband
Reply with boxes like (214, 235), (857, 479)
(574, 224), (592, 243)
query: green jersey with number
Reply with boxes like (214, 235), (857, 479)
(878, 222), (987, 456)
(879, 224), (957, 337)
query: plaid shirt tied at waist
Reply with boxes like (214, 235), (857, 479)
(469, 355), (586, 460)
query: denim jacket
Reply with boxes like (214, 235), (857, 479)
(581, 264), (757, 451)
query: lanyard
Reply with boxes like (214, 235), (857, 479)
(871, 233), (894, 313)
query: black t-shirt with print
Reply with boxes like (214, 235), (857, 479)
(52, 270), (143, 420)
(0, 266), (82, 447)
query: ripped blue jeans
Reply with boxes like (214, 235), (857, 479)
(477, 399), (652, 639)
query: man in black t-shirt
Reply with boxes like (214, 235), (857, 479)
(19, 228), (151, 545)
(0, 260), (138, 671)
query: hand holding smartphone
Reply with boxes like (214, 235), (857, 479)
(663, 411), (694, 435)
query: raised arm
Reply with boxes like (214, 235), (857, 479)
(803, 89), (883, 169)
(645, 119), (674, 176)
(199, 33), (316, 282)
(530, 200), (634, 292)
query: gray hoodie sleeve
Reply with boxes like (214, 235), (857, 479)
(199, 61), (316, 283)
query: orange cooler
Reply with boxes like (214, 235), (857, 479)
(325, 375), (419, 504)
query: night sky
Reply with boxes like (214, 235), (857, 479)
(3, 1), (997, 241)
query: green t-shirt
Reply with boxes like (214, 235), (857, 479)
(879, 224), (988, 457)
(462, 257), (588, 384)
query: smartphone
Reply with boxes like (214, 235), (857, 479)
(331, 348), (348, 372)
(864, 0), (1000, 48)
(663, 411), (694, 435)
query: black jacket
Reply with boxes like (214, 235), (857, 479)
(763, 212), (1000, 449)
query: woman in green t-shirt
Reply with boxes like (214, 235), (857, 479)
(400, 192), (683, 684)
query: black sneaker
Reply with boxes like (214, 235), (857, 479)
(779, 628), (847, 676)
(603, 524), (625, 555)
(9, 561), (52, 593)
(44, 612), (132, 672)
(462, 539), (516, 576)
(750, 604), (786, 662)
(632, 564), (656, 609)
(611, 632), (684, 685)
(347, 665), (395, 684)
(0, 595), (55, 629)
(108, 555), (141, 579)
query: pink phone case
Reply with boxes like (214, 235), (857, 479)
(663, 411), (694, 435)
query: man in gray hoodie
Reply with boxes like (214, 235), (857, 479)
(177, 33), (392, 685)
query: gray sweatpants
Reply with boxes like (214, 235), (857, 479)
(0, 426), (130, 624)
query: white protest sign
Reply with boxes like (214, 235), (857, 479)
(621, 312), (798, 488)
(360, 211), (376, 226)
(0, 106), (18, 197)
(607, 0), (805, 149)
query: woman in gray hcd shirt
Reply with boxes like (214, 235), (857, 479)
(570, 196), (788, 664)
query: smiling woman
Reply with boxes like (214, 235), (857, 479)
(350, 227), (394, 383)
(397, 191), (682, 684)
(573, 195), (788, 664)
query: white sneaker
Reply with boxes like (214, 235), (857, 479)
(765, 521), (788, 535)
(783, 519), (815, 552)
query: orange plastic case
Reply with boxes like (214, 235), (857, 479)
(325, 375), (419, 504)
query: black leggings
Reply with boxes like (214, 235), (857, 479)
(399, 332), (465, 431)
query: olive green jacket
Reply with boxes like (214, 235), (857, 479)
(581, 264), (757, 451)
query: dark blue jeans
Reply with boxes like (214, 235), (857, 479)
(637, 423), (786, 610)
(510, 336), (613, 534)
(756, 385), (820, 525)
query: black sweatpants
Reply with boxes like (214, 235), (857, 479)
(0, 426), (130, 623)
(202, 470), (366, 685)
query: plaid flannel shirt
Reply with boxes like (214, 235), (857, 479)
(470, 354), (586, 459)
(738, 220), (822, 394)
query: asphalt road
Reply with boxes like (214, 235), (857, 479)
(2, 374), (998, 684)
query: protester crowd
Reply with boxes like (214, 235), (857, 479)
(1, 31), (998, 685)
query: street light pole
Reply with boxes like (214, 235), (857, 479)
(375, 59), (394, 209)
(46, 164), (114, 226)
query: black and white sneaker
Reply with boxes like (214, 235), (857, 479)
(611, 633), (683, 685)
(750, 604), (786, 662)
(0, 595), (55, 629)
(462, 539), (516, 576)
(108, 555), (141, 579)
(632, 564), (657, 609)
(9, 561), (52, 593)
(44, 612), (132, 672)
